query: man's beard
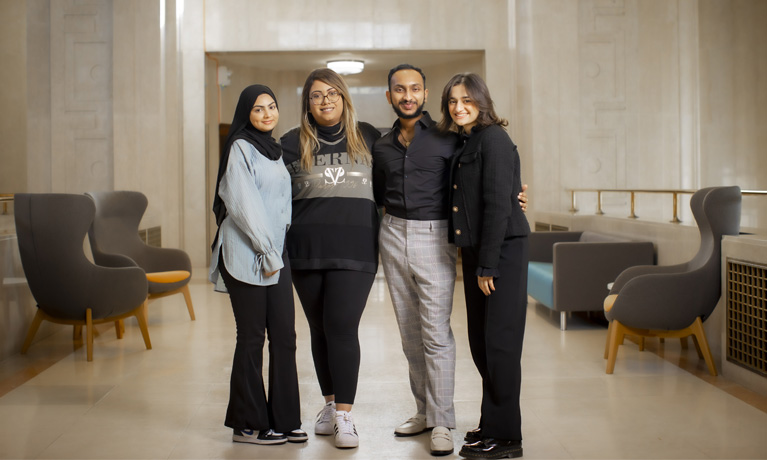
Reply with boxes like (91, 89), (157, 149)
(392, 99), (425, 119)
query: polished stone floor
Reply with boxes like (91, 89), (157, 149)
(1, 271), (766, 459)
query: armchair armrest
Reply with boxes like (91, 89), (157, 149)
(609, 263), (688, 294)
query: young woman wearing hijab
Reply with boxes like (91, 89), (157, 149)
(280, 69), (381, 449)
(209, 84), (306, 446)
(438, 73), (530, 460)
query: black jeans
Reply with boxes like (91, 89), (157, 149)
(461, 236), (528, 441)
(292, 269), (376, 405)
(220, 251), (300, 433)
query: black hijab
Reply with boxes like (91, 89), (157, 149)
(212, 84), (282, 228)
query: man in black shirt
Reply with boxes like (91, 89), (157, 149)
(373, 64), (462, 457)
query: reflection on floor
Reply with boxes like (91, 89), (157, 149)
(1, 272), (766, 459)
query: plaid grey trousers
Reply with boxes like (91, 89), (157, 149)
(379, 214), (457, 428)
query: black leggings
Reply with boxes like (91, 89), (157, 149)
(292, 269), (376, 405)
(220, 252), (300, 433)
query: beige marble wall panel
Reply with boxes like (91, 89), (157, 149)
(50, 0), (113, 194)
(25, 0), (52, 193)
(181, 0), (208, 266)
(205, 0), (506, 52)
(0, 1), (28, 194)
(519, 0), (706, 225)
(699, 0), (767, 230)
(113, 0), (168, 233)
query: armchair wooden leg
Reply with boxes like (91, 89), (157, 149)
(135, 301), (152, 350)
(690, 318), (717, 376)
(86, 308), (94, 362)
(604, 321), (613, 359)
(21, 310), (44, 354)
(115, 320), (125, 339)
(691, 334), (704, 359)
(606, 320), (625, 374)
(73, 325), (82, 341)
(181, 284), (195, 321)
(680, 336), (689, 349)
(639, 337), (645, 351)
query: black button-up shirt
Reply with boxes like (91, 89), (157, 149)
(372, 112), (459, 221)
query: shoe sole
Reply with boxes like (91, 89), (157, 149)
(394, 427), (432, 437)
(287, 437), (308, 443)
(458, 447), (523, 459)
(335, 443), (359, 449)
(232, 436), (287, 445)
(430, 448), (454, 456)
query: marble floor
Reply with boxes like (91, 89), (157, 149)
(1, 271), (766, 460)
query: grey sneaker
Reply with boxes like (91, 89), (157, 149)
(333, 410), (359, 448)
(315, 401), (336, 436)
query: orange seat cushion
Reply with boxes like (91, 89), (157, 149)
(146, 270), (191, 284)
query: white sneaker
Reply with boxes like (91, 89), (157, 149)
(430, 426), (454, 456)
(315, 401), (336, 435)
(333, 410), (359, 448)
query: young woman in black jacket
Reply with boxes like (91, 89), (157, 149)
(438, 73), (530, 459)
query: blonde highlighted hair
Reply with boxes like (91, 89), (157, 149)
(298, 68), (371, 171)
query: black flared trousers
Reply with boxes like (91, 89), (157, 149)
(460, 236), (528, 441)
(220, 251), (300, 433)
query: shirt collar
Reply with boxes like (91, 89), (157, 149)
(390, 111), (435, 131)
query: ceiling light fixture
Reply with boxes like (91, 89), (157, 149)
(327, 60), (364, 75)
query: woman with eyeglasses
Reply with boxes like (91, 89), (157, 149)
(280, 68), (381, 449)
(210, 85), (306, 446)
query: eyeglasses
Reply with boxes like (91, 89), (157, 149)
(309, 89), (341, 105)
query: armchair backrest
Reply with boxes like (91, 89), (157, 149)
(689, 186), (741, 319)
(86, 191), (150, 267)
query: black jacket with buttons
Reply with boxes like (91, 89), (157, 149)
(448, 124), (530, 273)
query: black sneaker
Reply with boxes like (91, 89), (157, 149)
(232, 428), (287, 445)
(286, 429), (308, 443)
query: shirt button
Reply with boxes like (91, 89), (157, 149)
(458, 164), (462, 168)
(452, 206), (458, 212)
(455, 229), (462, 235)
(453, 184), (458, 189)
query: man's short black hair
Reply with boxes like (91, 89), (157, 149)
(387, 64), (426, 90)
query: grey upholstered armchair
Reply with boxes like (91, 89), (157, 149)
(86, 191), (195, 321)
(15, 193), (151, 361)
(603, 186), (742, 375)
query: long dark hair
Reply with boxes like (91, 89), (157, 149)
(437, 73), (508, 134)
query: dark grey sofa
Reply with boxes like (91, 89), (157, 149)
(527, 231), (655, 330)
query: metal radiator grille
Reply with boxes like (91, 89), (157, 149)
(726, 259), (767, 376)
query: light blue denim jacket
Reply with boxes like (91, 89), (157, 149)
(209, 139), (291, 290)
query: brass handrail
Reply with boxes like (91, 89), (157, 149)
(1, 194), (12, 215)
(567, 189), (766, 223)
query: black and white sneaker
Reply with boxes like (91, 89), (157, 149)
(232, 428), (287, 445)
(286, 429), (308, 443)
